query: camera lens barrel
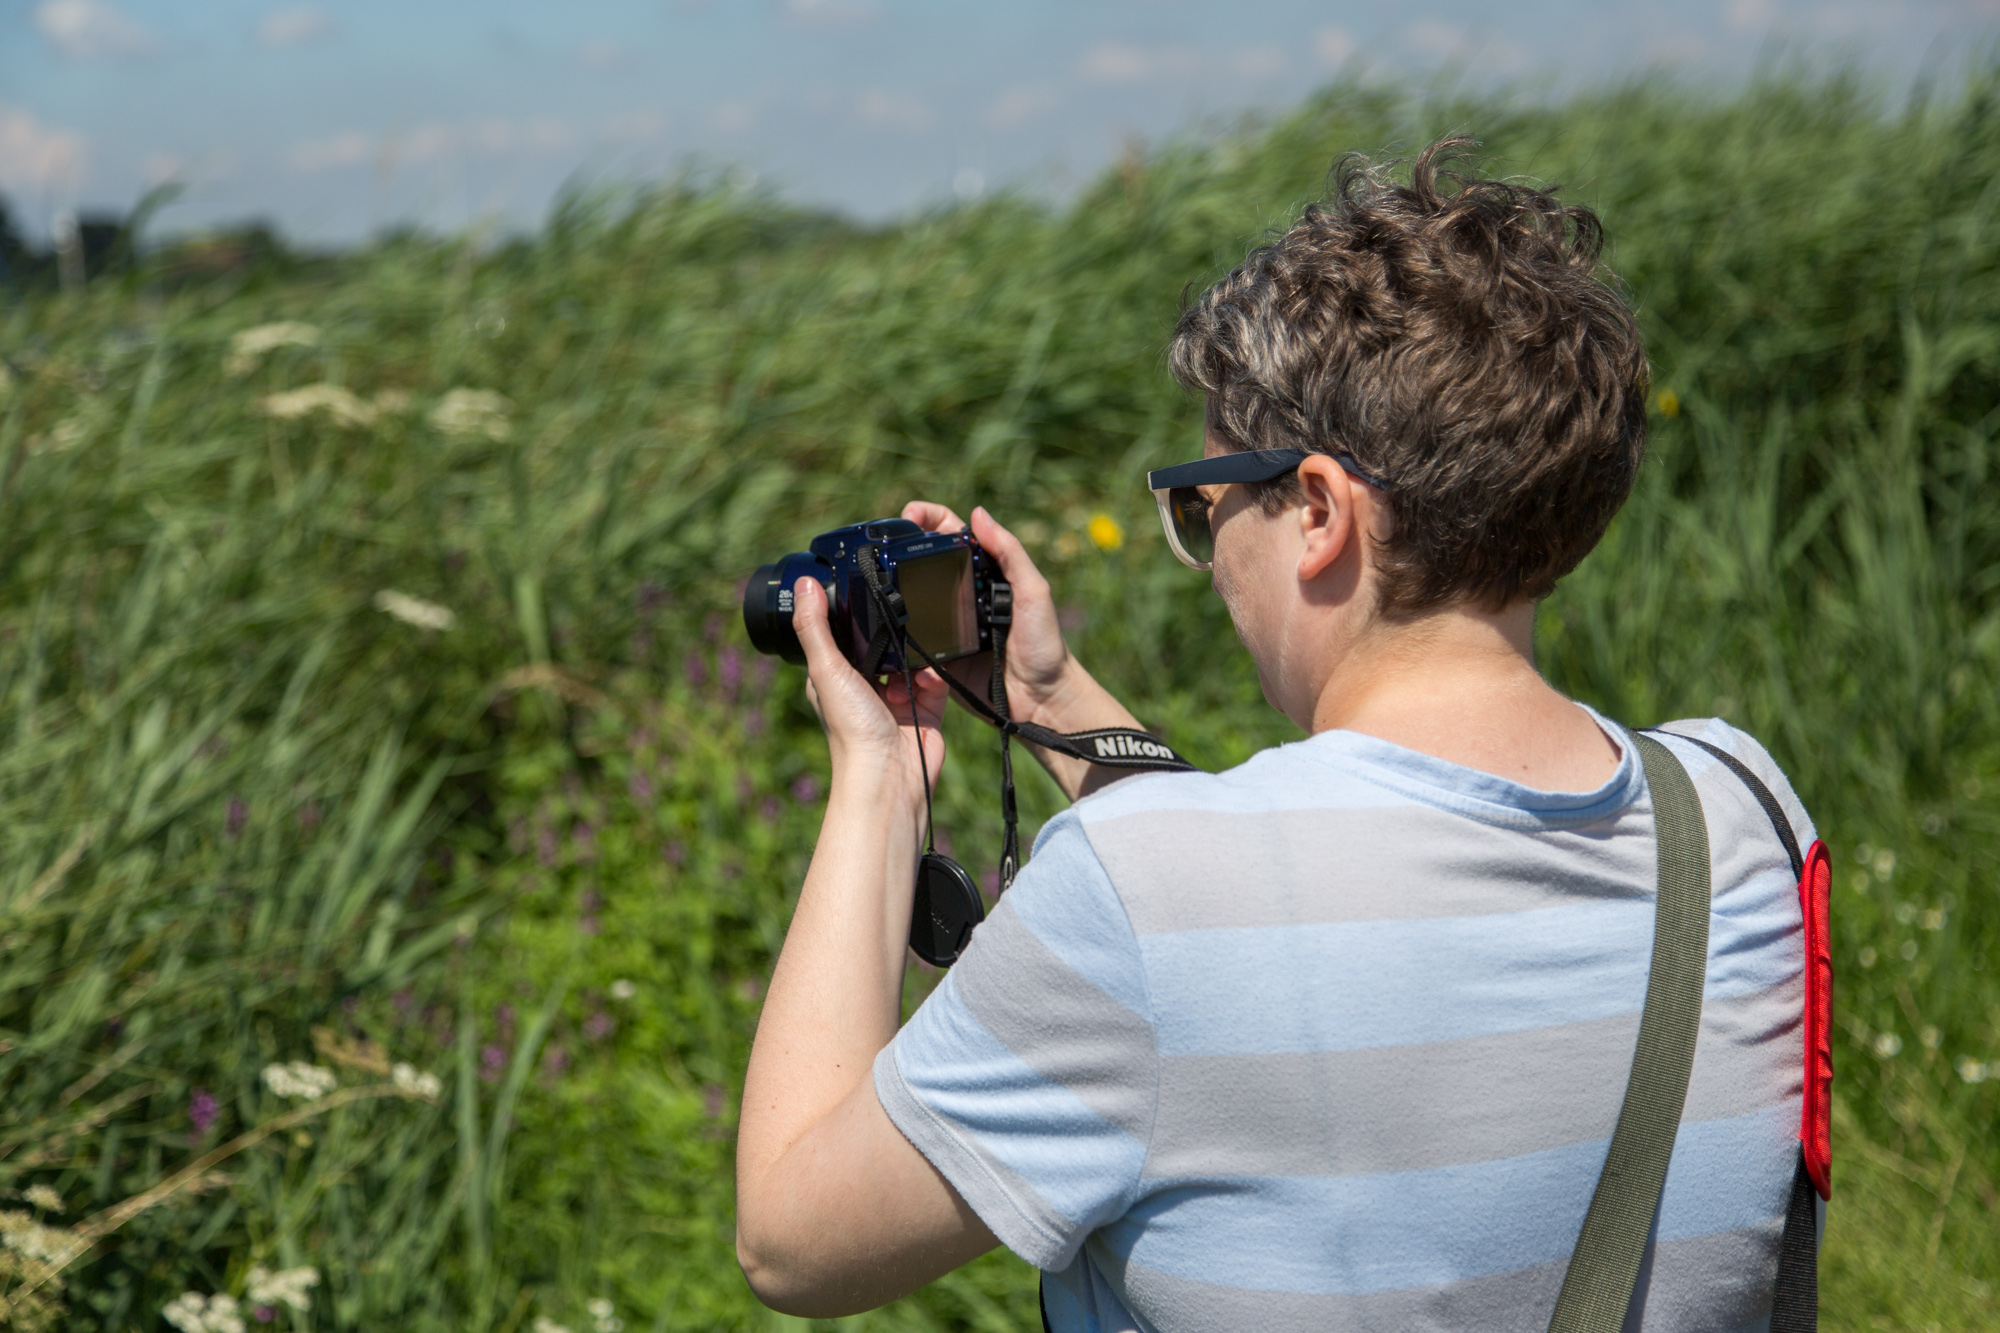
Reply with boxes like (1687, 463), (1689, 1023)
(741, 555), (832, 665)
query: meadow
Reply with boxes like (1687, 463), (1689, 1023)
(2, 65), (1998, 1331)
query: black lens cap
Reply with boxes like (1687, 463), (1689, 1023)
(909, 852), (985, 967)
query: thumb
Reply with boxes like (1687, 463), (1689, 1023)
(971, 506), (1051, 600)
(791, 575), (846, 674)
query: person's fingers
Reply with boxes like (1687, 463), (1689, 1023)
(902, 500), (969, 534)
(969, 506), (1052, 601)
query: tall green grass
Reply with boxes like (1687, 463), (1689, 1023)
(2, 67), (1997, 1329)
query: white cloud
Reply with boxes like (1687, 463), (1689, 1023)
(602, 107), (668, 142)
(1078, 41), (1201, 85)
(1400, 19), (1532, 71)
(1227, 46), (1288, 79)
(257, 5), (335, 48)
(855, 89), (930, 132)
(1314, 26), (1357, 67)
(780, 0), (883, 27)
(0, 104), (87, 193)
(289, 131), (370, 173)
(707, 100), (757, 134)
(986, 83), (1064, 129)
(578, 40), (632, 71)
(35, 0), (156, 60)
(1725, 0), (1780, 30)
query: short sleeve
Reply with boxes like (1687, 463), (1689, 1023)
(873, 809), (1158, 1271)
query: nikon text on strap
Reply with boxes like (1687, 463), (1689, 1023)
(1548, 733), (1712, 1333)
(850, 544), (1193, 966)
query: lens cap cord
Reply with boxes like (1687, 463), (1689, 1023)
(850, 543), (1196, 967)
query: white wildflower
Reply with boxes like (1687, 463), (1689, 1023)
(587, 1298), (622, 1333)
(373, 388), (414, 415)
(162, 1292), (243, 1333)
(0, 1208), (75, 1262)
(374, 589), (456, 632)
(1959, 1057), (1989, 1083)
(428, 388), (513, 441)
(246, 1265), (320, 1312)
(261, 1062), (338, 1100)
(226, 322), (321, 376)
(259, 383), (378, 428)
(533, 1318), (574, 1333)
(608, 979), (636, 1000)
(1873, 1032), (1903, 1059)
(24, 1184), (63, 1213)
(392, 1061), (444, 1099)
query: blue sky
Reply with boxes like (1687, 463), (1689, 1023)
(3, 0), (1995, 244)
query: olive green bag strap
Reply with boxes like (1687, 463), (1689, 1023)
(1548, 733), (1712, 1333)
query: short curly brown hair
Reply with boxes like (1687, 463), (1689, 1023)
(1168, 136), (1648, 615)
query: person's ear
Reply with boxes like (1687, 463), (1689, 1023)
(1295, 453), (1358, 581)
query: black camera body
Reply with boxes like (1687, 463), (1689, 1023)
(743, 518), (1010, 674)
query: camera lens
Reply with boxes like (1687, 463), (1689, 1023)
(741, 554), (829, 665)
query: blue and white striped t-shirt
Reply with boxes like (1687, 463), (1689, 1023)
(874, 714), (1816, 1332)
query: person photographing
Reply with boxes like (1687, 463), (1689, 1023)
(734, 138), (1827, 1331)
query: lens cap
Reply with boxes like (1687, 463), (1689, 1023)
(909, 852), (985, 967)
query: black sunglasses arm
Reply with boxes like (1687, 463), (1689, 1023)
(1146, 449), (1311, 491)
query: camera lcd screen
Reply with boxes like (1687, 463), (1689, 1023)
(899, 548), (977, 660)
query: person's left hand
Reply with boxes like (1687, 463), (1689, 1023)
(792, 575), (947, 799)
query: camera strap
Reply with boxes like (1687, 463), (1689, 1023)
(852, 545), (1194, 961)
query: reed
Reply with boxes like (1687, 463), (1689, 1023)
(1, 64), (1996, 1329)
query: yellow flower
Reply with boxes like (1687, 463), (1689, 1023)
(1655, 388), (1680, 417)
(1086, 512), (1124, 551)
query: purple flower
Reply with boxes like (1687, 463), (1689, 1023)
(753, 656), (776, 689)
(541, 1044), (570, 1080)
(393, 989), (415, 1018)
(571, 821), (599, 862)
(628, 770), (655, 803)
(684, 652), (708, 689)
(702, 1083), (728, 1120)
(583, 1010), (615, 1043)
(759, 797), (783, 822)
(580, 888), (601, 912)
(254, 1306), (276, 1323)
(703, 612), (725, 643)
(188, 1087), (220, 1136)
(579, 915), (601, 936)
(790, 774), (822, 804)
(479, 1043), (507, 1082)
(636, 581), (668, 615)
(718, 644), (744, 699)
(981, 867), (1000, 898)
(535, 823), (558, 868)
(663, 840), (686, 866)
(744, 711), (766, 737)
(735, 774), (754, 806)
(225, 798), (248, 839)
(494, 1003), (517, 1046)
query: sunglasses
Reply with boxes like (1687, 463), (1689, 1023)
(1146, 448), (1390, 570)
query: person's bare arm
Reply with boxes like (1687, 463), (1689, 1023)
(902, 502), (1145, 801)
(734, 576), (998, 1316)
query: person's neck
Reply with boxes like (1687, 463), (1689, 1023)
(1305, 600), (1622, 792)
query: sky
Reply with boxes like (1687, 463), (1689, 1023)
(3, 0), (1997, 245)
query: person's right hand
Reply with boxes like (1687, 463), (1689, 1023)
(899, 502), (1073, 726)
(901, 501), (1144, 800)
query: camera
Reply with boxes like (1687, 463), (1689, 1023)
(742, 518), (1010, 674)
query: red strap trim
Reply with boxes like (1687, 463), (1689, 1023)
(1799, 839), (1833, 1200)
